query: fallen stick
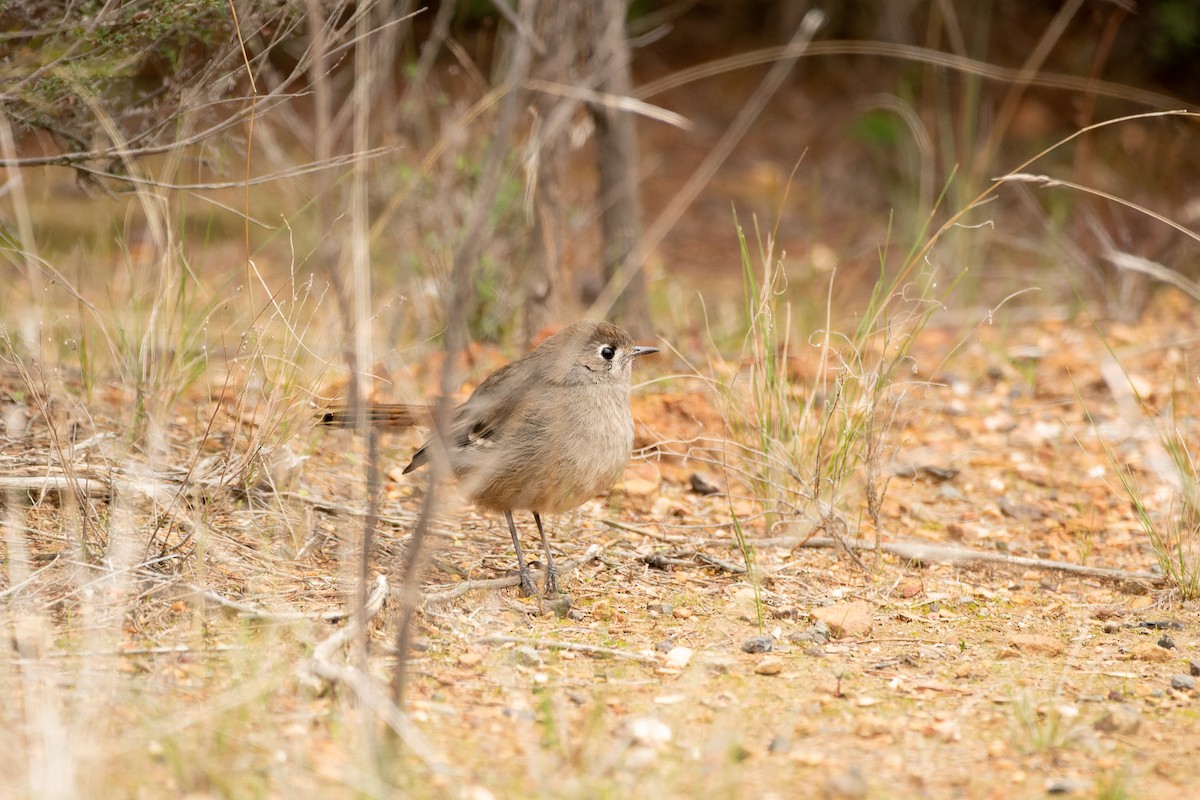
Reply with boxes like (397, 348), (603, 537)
(476, 633), (658, 664)
(794, 536), (1164, 584)
(423, 544), (604, 605)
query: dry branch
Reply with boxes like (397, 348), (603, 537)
(424, 544), (605, 605)
(476, 633), (658, 664)
(791, 536), (1164, 585)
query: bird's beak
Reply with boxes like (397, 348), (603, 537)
(632, 345), (659, 357)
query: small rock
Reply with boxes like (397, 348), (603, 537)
(1093, 703), (1141, 735)
(541, 595), (572, 617)
(810, 601), (873, 639)
(1007, 634), (1063, 656)
(1190, 659), (1200, 677)
(704, 653), (737, 674)
(1157, 634), (1177, 650)
(823, 764), (868, 799)
(458, 652), (483, 667)
(625, 717), (672, 748)
(937, 484), (965, 501)
(1170, 673), (1196, 692)
(1138, 620), (1183, 630)
(620, 477), (660, 497)
(1101, 621), (1122, 634)
(741, 636), (773, 654)
(664, 646), (693, 669)
(654, 638), (676, 653)
(647, 602), (674, 616)
(464, 785), (497, 800)
(689, 472), (721, 495)
(1044, 777), (1087, 795)
(512, 646), (541, 666)
(672, 606), (694, 619)
(755, 656), (784, 675)
(1128, 643), (1173, 663)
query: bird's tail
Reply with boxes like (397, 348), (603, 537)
(317, 403), (433, 429)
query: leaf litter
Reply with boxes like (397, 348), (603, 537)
(2, 300), (1200, 797)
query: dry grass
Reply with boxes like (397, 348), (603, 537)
(5, 7), (1200, 798)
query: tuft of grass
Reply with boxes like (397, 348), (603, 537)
(719, 207), (951, 559)
(1009, 692), (1081, 757)
(1078, 336), (1200, 599)
(1110, 426), (1200, 599)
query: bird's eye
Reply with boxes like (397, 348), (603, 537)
(600, 345), (616, 360)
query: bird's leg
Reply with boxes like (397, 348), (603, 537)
(533, 512), (559, 595)
(504, 510), (537, 596)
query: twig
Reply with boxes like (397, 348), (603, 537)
(602, 518), (695, 543)
(785, 536), (1163, 584)
(307, 575), (390, 674)
(189, 586), (362, 622)
(391, 1), (538, 707)
(641, 551), (746, 574)
(0, 475), (110, 497)
(302, 574), (451, 777)
(476, 634), (657, 664)
(0, 554), (59, 599)
(423, 544), (604, 605)
(27, 643), (245, 658)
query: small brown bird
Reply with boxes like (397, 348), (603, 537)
(323, 320), (658, 595)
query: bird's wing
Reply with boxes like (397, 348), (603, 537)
(402, 357), (538, 473)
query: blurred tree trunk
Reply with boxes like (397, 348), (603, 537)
(523, 1), (579, 343)
(589, 0), (651, 335)
(523, 0), (650, 339)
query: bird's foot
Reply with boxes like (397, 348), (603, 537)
(517, 568), (537, 598)
(544, 563), (560, 596)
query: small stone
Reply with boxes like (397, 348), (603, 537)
(1170, 673), (1196, 692)
(458, 652), (483, 667)
(464, 785), (497, 800)
(1093, 704), (1141, 735)
(1007, 634), (1062, 656)
(1157, 634), (1177, 650)
(937, 484), (966, 501)
(672, 606), (694, 619)
(1044, 778), (1087, 795)
(620, 477), (659, 497)
(1101, 621), (1121, 634)
(741, 636), (773, 654)
(704, 653), (737, 674)
(810, 601), (873, 639)
(513, 646), (541, 666)
(654, 639), (676, 653)
(664, 646), (693, 669)
(823, 764), (868, 799)
(1190, 659), (1200, 677)
(755, 656), (784, 675)
(626, 717), (672, 748)
(1128, 643), (1173, 663)
(647, 602), (674, 616)
(541, 595), (572, 617)
(689, 472), (721, 495)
